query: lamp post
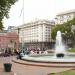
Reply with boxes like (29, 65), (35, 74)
(17, 28), (21, 50)
(17, 28), (20, 35)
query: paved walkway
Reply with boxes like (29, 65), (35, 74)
(0, 69), (14, 75)
(12, 59), (74, 75)
(0, 56), (74, 75)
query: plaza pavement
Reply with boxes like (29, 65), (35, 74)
(0, 56), (74, 75)
(0, 56), (15, 75)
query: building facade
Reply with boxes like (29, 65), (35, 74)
(14, 20), (55, 50)
(55, 9), (75, 24)
(0, 30), (19, 53)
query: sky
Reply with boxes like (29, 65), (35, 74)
(3, 0), (75, 29)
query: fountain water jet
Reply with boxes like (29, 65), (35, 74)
(55, 31), (66, 58)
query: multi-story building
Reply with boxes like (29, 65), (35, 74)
(0, 30), (19, 53)
(14, 19), (55, 50)
(55, 9), (75, 24)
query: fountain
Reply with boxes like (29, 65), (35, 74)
(55, 31), (65, 58)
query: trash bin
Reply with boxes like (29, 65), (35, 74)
(4, 63), (12, 72)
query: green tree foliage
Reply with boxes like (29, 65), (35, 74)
(0, 0), (18, 30)
(51, 23), (66, 39)
(51, 18), (75, 47)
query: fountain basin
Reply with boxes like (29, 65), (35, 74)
(13, 54), (75, 68)
(22, 55), (75, 63)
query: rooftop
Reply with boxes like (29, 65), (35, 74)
(56, 9), (75, 16)
(14, 19), (55, 30)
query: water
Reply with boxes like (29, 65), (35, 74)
(22, 55), (75, 62)
(55, 31), (66, 57)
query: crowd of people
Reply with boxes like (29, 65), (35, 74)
(17, 48), (48, 59)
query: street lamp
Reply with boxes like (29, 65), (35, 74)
(17, 28), (21, 50)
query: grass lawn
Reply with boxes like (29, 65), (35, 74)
(48, 69), (75, 75)
(67, 48), (75, 52)
(60, 70), (75, 75)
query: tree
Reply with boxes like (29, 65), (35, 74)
(51, 23), (66, 39)
(51, 18), (75, 47)
(0, 0), (18, 30)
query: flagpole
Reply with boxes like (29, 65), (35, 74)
(23, 0), (24, 24)
(22, 0), (24, 49)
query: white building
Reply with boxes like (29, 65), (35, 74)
(71, 25), (75, 32)
(55, 9), (75, 24)
(13, 19), (55, 50)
